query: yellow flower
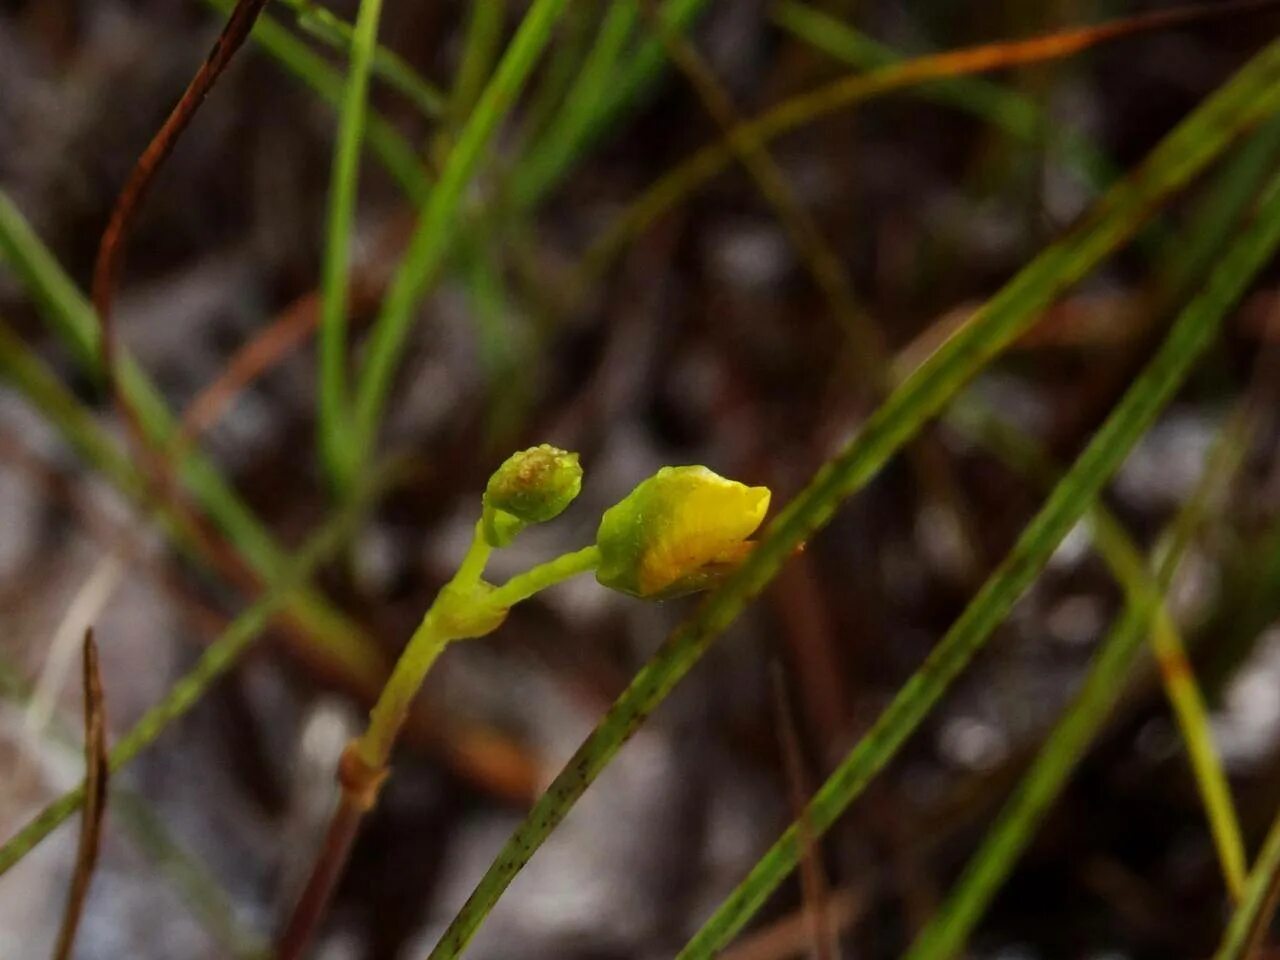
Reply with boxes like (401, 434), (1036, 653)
(595, 466), (771, 599)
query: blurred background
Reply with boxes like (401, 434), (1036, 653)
(4, 1), (1280, 957)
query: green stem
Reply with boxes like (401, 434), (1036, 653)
(357, 608), (451, 768)
(1215, 806), (1280, 959)
(352, 0), (570, 465)
(676, 159), (1280, 959)
(455, 521), (495, 586)
(488, 545), (601, 608)
(318, 0), (386, 489)
(273, 0), (447, 119)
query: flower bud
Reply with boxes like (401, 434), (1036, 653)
(482, 444), (583, 547)
(595, 465), (771, 599)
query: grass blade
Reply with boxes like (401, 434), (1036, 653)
(1215, 811), (1280, 959)
(0, 472), (385, 878)
(351, 0), (569, 464)
(423, 37), (1280, 960)
(273, 0), (447, 120)
(906, 400), (1252, 959)
(317, 0), (386, 487)
(678, 162), (1280, 958)
(586, 0), (1280, 276)
(0, 189), (386, 687)
(771, 0), (1119, 190)
(204, 0), (431, 202)
(511, 0), (709, 208)
(50, 629), (109, 960)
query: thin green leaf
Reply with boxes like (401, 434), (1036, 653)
(318, 0), (386, 487)
(352, 0), (570, 464)
(680, 162), (1280, 958)
(273, 0), (447, 119)
(0, 469), (388, 878)
(424, 37), (1280, 960)
(451, 0), (507, 127)
(0, 190), (386, 688)
(1215, 807), (1280, 959)
(771, 0), (1118, 190)
(513, 0), (710, 208)
(201, 0), (430, 203)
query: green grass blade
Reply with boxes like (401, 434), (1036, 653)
(317, 0), (386, 489)
(0, 652), (267, 958)
(1160, 111), (1280, 300)
(511, 0), (710, 208)
(948, 398), (1250, 907)
(771, 0), (1117, 189)
(451, 0), (507, 127)
(204, 0), (430, 204)
(1215, 809), (1280, 959)
(352, 0), (569, 460)
(0, 475), (383, 879)
(510, 0), (639, 209)
(678, 164), (1280, 958)
(909, 401), (1250, 958)
(0, 189), (386, 687)
(273, 0), (447, 120)
(423, 40), (1280, 960)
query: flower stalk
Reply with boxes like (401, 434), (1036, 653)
(276, 450), (769, 958)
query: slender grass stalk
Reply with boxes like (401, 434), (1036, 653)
(585, 0), (1280, 277)
(451, 0), (507, 128)
(510, 1), (639, 209)
(0, 653), (266, 958)
(771, 0), (1118, 189)
(273, 0), (447, 119)
(280, 532), (598, 957)
(512, 0), (711, 208)
(0, 189), (385, 687)
(203, 0), (431, 203)
(0, 472), (387, 877)
(50, 631), (108, 960)
(318, 0), (386, 489)
(424, 39), (1280, 960)
(677, 164), (1280, 958)
(352, 0), (570, 465)
(949, 398), (1250, 905)
(1214, 807), (1280, 959)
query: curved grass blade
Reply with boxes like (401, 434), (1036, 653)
(273, 0), (447, 119)
(203, 0), (430, 203)
(317, 0), (387, 488)
(772, 0), (1119, 190)
(677, 163), (1280, 958)
(422, 38), (1280, 960)
(585, 0), (1280, 277)
(0, 648), (265, 958)
(511, 0), (709, 209)
(904, 401), (1253, 959)
(1214, 807), (1280, 959)
(0, 190), (385, 687)
(352, 0), (569, 463)
(948, 398), (1250, 907)
(0, 470), (387, 878)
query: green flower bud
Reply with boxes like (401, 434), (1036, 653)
(482, 444), (583, 547)
(595, 465), (771, 599)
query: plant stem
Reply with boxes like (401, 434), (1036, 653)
(278, 529), (595, 956)
(318, 0), (385, 490)
(488, 545), (601, 607)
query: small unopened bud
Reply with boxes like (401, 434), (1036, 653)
(595, 465), (771, 599)
(482, 444), (583, 547)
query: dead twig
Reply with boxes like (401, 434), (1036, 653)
(50, 629), (110, 960)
